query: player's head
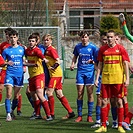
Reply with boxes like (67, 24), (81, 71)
(32, 32), (41, 45)
(78, 31), (90, 46)
(42, 34), (53, 47)
(4, 27), (13, 41)
(107, 30), (116, 47)
(28, 34), (38, 48)
(8, 30), (19, 45)
(115, 33), (122, 44)
(100, 32), (107, 46)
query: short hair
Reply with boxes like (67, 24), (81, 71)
(8, 30), (18, 37)
(32, 32), (40, 38)
(107, 30), (115, 35)
(28, 34), (38, 42)
(42, 34), (53, 41)
(78, 31), (90, 37)
(4, 27), (13, 34)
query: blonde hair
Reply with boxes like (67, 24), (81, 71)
(42, 34), (53, 41)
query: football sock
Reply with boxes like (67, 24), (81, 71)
(124, 112), (133, 124)
(101, 106), (107, 127)
(34, 100), (41, 116)
(0, 93), (2, 102)
(5, 99), (11, 113)
(87, 101), (94, 116)
(96, 105), (101, 122)
(117, 107), (124, 127)
(26, 93), (34, 108)
(124, 102), (129, 119)
(17, 94), (22, 111)
(42, 100), (51, 116)
(11, 99), (18, 111)
(106, 103), (110, 121)
(77, 99), (83, 116)
(48, 96), (55, 116)
(59, 96), (73, 113)
(111, 107), (117, 121)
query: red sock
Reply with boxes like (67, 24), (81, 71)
(0, 93), (2, 102)
(117, 107), (124, 126)
(106, 103), (110, 121)
(101, 106), (107, 127)
(124, 112), (133, 124)
(48, 96), (55, 116)
(59, 96), (73, 113)
(17, 94), (22, 111)
(34, 100), (41, 116)
(124, 103), (129, 119)
(42, 100), (51, 117)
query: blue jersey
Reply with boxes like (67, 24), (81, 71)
(73, 42), (98, 72)
(37, 44), (45, 54)
(2, 45), (24, 77)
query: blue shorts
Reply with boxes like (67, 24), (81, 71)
(4, 74), (24, 87)
(76, 70), (95, 85)
(96, 76), (101, 95)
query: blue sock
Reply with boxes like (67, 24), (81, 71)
(111, 107), (117, 121)
(87, 101), (94, 116)
(27, 96), (34, 108)
(5, 99), (11, 113)
(11, 99), (18, 111)
(96, 105), (101, 121)
(77, 99), (83, 117)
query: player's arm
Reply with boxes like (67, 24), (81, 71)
(123, 60), (129, 87)
(70, 55), (77, 71)
(119, 13), (133, 42)
(95, 61), (103, 87)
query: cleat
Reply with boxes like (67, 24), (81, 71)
(87, 116), (94, 123)
(17, 111), (22, 116)
(91, 123), (101, 128)
(6, 114), (12, 122)
(30, 115), (42, 120)
(95, 126), (107, 132)
(122, 122), (131, 131)
(51, 115), (55, 119)
(118, 126), (126, 133)
(11, 112), (15, 120)
(112, 121), (118, 129)
(75, 116), (82, 122)
(30, 111), (36, 117)
(46, 116), (53, 121)
(62, 112), (75, 119)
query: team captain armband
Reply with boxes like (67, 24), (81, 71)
(51, 63), (59, 69)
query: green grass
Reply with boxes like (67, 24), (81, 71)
(0, 79), (133, 133)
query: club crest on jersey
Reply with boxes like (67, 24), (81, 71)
(116, 50), (119, 52)
(19, 49), (23, 53)
(87, 48), (91, 52)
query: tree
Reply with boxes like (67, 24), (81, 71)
(100, 14), (122, 34)
(0, 0), (58, 27)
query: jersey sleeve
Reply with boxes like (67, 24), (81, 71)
(0, 54), (5, 65)
(123, 23), (133, 42)
(35, 48), (45, 59)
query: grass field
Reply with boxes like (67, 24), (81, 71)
(0, 79), (133, 133)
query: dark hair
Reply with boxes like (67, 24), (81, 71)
(78, 30), (90, 37)
(8, 30), (18, 37)
(32, 32), (40, 38)
(4, 27), (13, 34)
(28, 34), (38, 42)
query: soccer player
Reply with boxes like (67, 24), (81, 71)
(2, 30), (25, 121)
(25, 34), (53, 121)
(70, 31), (97, 122)
(118, 13), (133, 131)
(91, 32), (108, 128)
(42, 34), (75, 119)
(94, 30), (129, 133)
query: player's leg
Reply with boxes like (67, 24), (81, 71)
(55, 89), (75, 119)
(17, 93), (22, 116)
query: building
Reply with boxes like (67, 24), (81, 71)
(54, 0), (133, 36)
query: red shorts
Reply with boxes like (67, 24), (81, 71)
(28, 74), (45, 92)
(101, 84), (125, 98)
(48, 77), (62, 90)
(0, 70), (6, 84)
(124, 87), (128, 96)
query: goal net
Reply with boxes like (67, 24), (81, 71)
(0, 26), (62, 83)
